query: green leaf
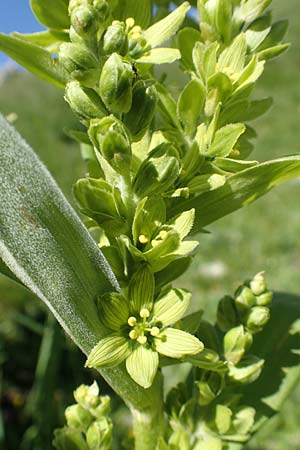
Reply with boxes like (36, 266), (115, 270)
(126, 346), (159, 389)
(12, 30), (69, 51)
(115, 0), (151, 29)
(137, 48), (181, 64)
(207, 123), (246, 157)
(0, 258), (20, 284)
(215, 0), (232, 44)
(30, 0), (70, 30)
(193, 41), (218, 84)
(144, 2), (190, 48)
(178, 27), (202, 71)
(168, 156), (300, 230)
(258, 43), (290, 61)
(177, 79), (205, 136)
(86, 335), (131, 368)
(0, 114), (118, 352)
(156, 83), (182, 130)
(0, 33), (68, 89)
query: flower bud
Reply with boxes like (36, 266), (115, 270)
(235, 286), (256, 311)
(65, 404), (93, 432)
(59, 43), (99, 85)
(92, 395), (111, 419)
(89, 117), (131, 174)
(217, 295), (239, 332)
(65, 81), (106, 124)
(99, 53), (134, 114)
(169, 429), (190, 450)
(53, 427), (89, 450)
(246, 306), (270, 333)
(74, 382), (100, 410)
(228, 355), (264, 384)
(103, 22), (128, 56)
(123, 81), (157, 141)
(196, 372), (224, 406)
(86, 418), (112, 450)
(133, 143), (180, 198)
(233, 407), (255, 435)
(224, 325), (252, 365)
(250, 272), (267, 296)
(214, 404), (232, 434)
(194, 437), (222, 450)
(71, 5), (99, 38)
(256, 291), (273, 306)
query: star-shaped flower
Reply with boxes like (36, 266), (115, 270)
(86, 265), (204, 388)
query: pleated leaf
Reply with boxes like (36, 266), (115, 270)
(0, 114), (118, 353)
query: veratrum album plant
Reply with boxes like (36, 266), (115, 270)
(0, 1), (299, 449)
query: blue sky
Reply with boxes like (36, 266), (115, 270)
(0, 1), (44, 65)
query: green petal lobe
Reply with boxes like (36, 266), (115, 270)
(153, 288), (191, 326)
(86, 335), (130, 368)
(126, 345), (159, 389)
(155, 328), (204, 358)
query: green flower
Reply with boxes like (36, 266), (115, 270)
(86, 266), (204, 388)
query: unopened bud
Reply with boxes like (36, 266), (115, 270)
(74, 382), (100, 409)
(250, 272), (267, 296)
(65, 404), (93, 432)
(99, 53), (133, 114)
(59, 43), (99, 85)
(217, 295), (238, 332)
(196, 372), (224, 406)
(92, 395), (111, 419)
(123, 81), (157, 141)
(71, 5), (99, 38)
(228, 355), (264, 384)
(235, 286), (256, 311)
(53, 427), (89, 450)
(224, 325), (252, 365)
(65, 81), (106, 124)
(103, 22), (128, 56)
(256, 291), (273, 306)
(246, 306), (270, 333)
(86, 418), (112, 450)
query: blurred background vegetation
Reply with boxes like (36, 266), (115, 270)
(0, 0), (299, 449)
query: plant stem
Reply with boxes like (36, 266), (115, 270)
(131, 400), (164, 450)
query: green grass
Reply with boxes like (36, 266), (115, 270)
(0, 0), (300, 448)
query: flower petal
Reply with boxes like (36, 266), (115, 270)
(155, 328), (204, 358)
(99, 292), (129, 330)
(126, 345), (159, 389)
(128, 265), (155, 313)
(153, 288), (191, 326)
(86, 335), (130, 368)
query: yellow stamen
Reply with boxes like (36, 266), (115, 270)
(139, 234), (148, 244)
(150, 327), (160, 337)
(159, 230), (168, 239)
(129, 330), (138, 340)
(131, 25), (142, 33)
(126, 17), (135, 29)
(140, 308), (150, 319)
(137, 335), (147, 345)
(128, 316), (137, 327)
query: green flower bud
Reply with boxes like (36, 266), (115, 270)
(99, 53), (134, 114)
(53, 427), (89, 450)
(194, 437), (222, 450)
(65, 81), (106, 124)
(92, 395), (111, 419)
(71, 5), (99, 38)
(89, 117), (131, 174)
(196, 372), (224, 406)
(250, 272), (267, 296)
(224, 325), (252, 365)
(133, 143), (180, 198)
(103, 22), (128, 56)
(169, 429), (190, 450)
(233, 407), (256, 435)
(214, 404), (232, 434)
(65, 404), (93, 432)
(228, 355), (264, 384)
(256, 291), (273, 306)
(217, 295), (239, 332)
(246, 306), (270, 333)
(235, 286), (256, 311)
(59, 43), (99, 85)
(123, 81), (157, 141)
(86, 418), (112, 450)
(74, 382), (100, 410)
